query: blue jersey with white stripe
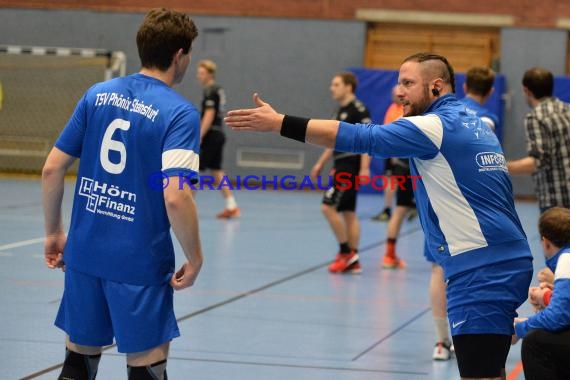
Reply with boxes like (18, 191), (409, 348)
(516, 247), (570, 338)
(336, 94), (532, 278)
(55, 73), (200, 285)
(460, 96), (500, 132)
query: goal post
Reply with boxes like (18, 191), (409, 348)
(0, 45), (126, 173)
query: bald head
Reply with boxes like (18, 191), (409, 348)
(403, 53), (455, 93)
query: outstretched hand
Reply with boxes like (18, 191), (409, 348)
(225, 93), (284, 132)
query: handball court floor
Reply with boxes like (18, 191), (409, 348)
(1, 176), (543, 380)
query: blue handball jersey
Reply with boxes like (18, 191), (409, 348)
(460, 96), (500, 132)
(336, 94), (532, 279)
(515, 246), (570, 337)
(55, 73), (200, 285)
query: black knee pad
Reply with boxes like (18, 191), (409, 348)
(58, 349), (101, 380)
(128, 359), (167, 380)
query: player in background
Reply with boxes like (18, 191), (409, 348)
(461, 67), (499, 131)
(377, 88), (417, 270)
(310, 72), (371, 274)
(225, 53), (533, 380)
(196, 60), (240, 219)
(427, 66), (500, 360)
(371, 87), (403, 221)
(42, 8), (203, 380)
(512, 207), (570, 380)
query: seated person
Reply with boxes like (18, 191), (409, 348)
(512, 207), (570, 380)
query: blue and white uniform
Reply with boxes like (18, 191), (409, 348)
(335, 94), (533, 335)
(460, 96), (500, 132)
(55, 73), (200, 285)
(54, 73), (200, 352)
(424, 96), (501, 263)
(516, 247), (570, 338)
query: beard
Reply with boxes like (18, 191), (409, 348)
(403, 86), (432, 116)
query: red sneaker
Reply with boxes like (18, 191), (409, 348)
(216, 207), (241, 219)
(382, 255), (407, 269)
(328, 251), (359, 273)
(344, 260), (362, 274)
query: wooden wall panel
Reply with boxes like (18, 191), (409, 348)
(365, 24), (500, 72)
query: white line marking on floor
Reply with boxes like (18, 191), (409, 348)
(0, 237), (44, 251)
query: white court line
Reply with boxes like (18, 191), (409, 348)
(0, 237), (44, 251)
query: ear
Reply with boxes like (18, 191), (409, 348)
(541, 236), (557, 254)
(431, 78), (444, 97)
(174, 48), (185, 62)
(462, 83), (467, 94)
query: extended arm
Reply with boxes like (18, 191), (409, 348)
(507, 156), (538, 175)
(225, 94), (439, 159)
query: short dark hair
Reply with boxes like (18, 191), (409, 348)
(522, 67), (553, 99)
(539, 207), (570, 248)
(465, 67), (495, 97)
(136, 8), (199, 71)
(335, 72), (358, 93)
(403, 52), (456, 93)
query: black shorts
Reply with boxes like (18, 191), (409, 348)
(322, 183), (357, 212)
(200, 129), (225, 171)
(383, 158), (395, 176)
(452, 334), (511, 378)
(322, 159), (359, 212)
(395, 175), (415, 207)
(391, 165), (415, 208)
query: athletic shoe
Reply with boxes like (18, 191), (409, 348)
(432, 341), (453, 361)
(407, 208), (418, 221)
(381, 255), (407, 269)
(371, 208), (391, 221)
(328, 251), (359, 273)
(343, 260), (363, 274)
(216, 207), (241, 219)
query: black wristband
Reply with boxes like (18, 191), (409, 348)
(280, 115), (310, 143)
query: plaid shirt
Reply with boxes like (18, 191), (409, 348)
(525, 97), (570, 209)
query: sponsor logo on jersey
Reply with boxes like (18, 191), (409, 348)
(475, 152), (507, 172)
(78, 177), (136, 222)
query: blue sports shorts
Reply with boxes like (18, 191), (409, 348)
(446, 258), (532, 336)
(55, 268), (180, 353)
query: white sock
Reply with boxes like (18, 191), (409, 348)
(225, 195), (237, 210)
(434, 316), (451, 344)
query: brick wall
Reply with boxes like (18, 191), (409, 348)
(1, 0), (568, 28)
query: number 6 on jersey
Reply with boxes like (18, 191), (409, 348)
(100, 118), (131, 174)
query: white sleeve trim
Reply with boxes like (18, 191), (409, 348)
(555, 253), (570, 280)
(162, 149), (199, 172)
(404, 114), (444, 149)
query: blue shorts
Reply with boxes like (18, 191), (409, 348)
(447, 258), (532, 336)
(423, 240), (437, 263)
(55, 268), (180, 353)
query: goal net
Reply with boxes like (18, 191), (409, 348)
(0, 45), (126, 173)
